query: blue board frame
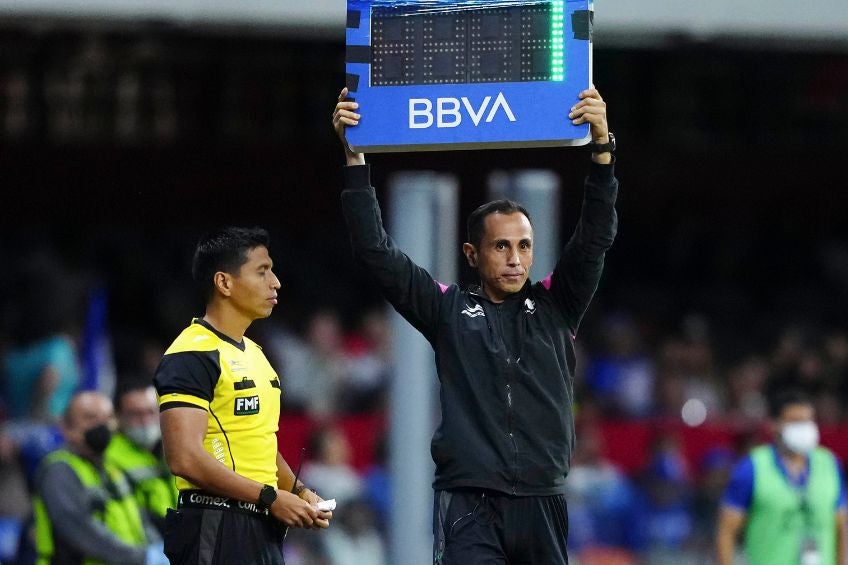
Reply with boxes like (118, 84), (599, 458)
(345, 0), (593, 153)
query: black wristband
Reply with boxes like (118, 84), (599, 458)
(257, 484), (278, 511)
(586, 131), (616, 154)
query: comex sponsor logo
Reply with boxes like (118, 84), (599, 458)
(461, 304), (485, 318)
(189, 493), (231, 508)
(237, 501), (269, 515)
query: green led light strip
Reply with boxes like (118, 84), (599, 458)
(550, 0), (565, 81)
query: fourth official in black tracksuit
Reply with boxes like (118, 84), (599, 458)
(340, 160), (618, 564)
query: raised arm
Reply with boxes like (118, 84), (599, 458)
(546, 88), (618, 331)
(333, 88), (444, 340)
(333, 87), (366, 167)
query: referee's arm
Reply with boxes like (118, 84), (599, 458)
(275, 452), (329, 514)
(161, 406), (320, 528)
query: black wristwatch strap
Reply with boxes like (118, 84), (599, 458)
(587, 131), (616, 154)
(257, 484), (278, 511)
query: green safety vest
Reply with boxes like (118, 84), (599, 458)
(105, 433), (177, 520)
(33, 449), (148, 565)
(745, 445), (840, 565)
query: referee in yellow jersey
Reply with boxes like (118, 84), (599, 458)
(154, 227), (332, 564)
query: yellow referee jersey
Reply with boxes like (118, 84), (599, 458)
(154, 318), (281, 491)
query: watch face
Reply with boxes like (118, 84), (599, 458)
(260, 486), (277, 506)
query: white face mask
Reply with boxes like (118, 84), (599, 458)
(124, 424), (162, 451)
(781, 421), (819, 455)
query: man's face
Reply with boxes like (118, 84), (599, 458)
(779, 403), (815, 427)
(118, 388), (158, 432)
(63, 393), (115, 452)
(463, 212), (533, 303)
(776, 402), (818, 455)
(226, 245), (281, 320)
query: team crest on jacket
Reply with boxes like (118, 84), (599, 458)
(461, 304), (485, 318)
(524, 298), (536, 314)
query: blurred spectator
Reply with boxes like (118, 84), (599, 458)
(105, 379), (177, 534)
(2, 252), (82, 424)
(766, 326), (827, 400)
(31, 391), (165, 565)
(565, 420), (640, 558)
(633, 433), (699, 564)
(716, 388), (847, 565)
(584, 313), (656, 418)
(691, 446), (735, 556)
(362, 433), (391, 531)
(321, 498), (386, 565)
(338, 308), (392, 413)
(266, 310), (352, 417)
(260, 321), (314, 413)
(0, 252), (85, 556)
(655, 315), (723, 422)
(302, 425), (363, 507)
(725, 355), (769, 424)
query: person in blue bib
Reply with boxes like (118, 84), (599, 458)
(716, 388), (848, 565)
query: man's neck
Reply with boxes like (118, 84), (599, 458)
(778, 446), (808, 478)
(479, 283), (506, 304)
(202, 306), (250, 343)
(68, 444), (103, 467)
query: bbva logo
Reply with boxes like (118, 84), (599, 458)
(409, 92), (516, 129)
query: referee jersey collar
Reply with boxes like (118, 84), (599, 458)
(193, 318), (246, 352)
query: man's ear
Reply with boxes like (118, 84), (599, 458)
(213, 271), (232, 297)
(462, 243), (477, 268)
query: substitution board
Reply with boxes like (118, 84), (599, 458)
(345, 0), (593, 152)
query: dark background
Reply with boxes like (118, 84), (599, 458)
(1, 27), (847, 360)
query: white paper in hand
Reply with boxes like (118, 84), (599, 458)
(317, 499), (336, 512)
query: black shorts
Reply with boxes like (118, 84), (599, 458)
(433, 489), (569, 565)
(163, 506), (285, 565)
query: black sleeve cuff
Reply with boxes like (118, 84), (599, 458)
(343, 164), (372, 192)
(588, 160), (615, 184)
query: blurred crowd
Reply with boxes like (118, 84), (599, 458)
(1, 244), (846, 565)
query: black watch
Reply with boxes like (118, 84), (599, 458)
(257, 484), (277, 511)
(586, 131), (616, 154)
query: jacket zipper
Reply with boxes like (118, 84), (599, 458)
(495, 303), (520, 494)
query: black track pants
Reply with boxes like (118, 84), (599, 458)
(433, 489), (569, 565)
(163, 507), (285, 565)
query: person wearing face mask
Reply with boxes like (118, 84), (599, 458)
(716, 389), (848, 565)
(105, 381), (178, 534)
(31, 390), (167, 565)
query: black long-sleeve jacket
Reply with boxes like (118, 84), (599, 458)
(341, 162), (618, 496)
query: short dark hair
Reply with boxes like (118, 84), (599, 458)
(113, 376), (154, 413)
(768, 388), (813, 419)
(466, 199), (532, 247)
(192, 226), (270, 302)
